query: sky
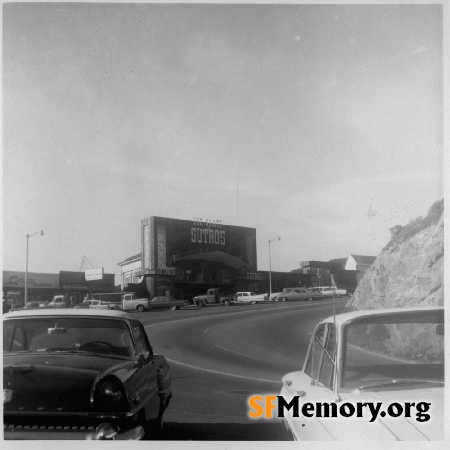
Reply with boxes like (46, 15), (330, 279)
(2, 2), (444, 284)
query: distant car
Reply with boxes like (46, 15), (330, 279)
(3, 309), (172, 440)
(280, 307), (444, 440)
(11, 302), (43, 311)
(233, 292), (267, 305)
(47, 295), (70, 308)
(76, 299), (113, 310)
(314, 287), (348, 298)
(274, 288), (322, 302)
(148, 296), (188, 310)
(84, 299), (108, 307)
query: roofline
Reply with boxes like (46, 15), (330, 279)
(320, 306), (444, 327)
(3, 309), (135, 320)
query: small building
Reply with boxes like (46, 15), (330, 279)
(345, 254), (377, 282)
(299, 260), (344, 287)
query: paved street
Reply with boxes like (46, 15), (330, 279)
(136, 298), (348, 440)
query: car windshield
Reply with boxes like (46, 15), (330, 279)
(3, 317), (135, 358)
(342, 310), (444, 391)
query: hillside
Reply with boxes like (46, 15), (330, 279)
(346, 200), (444, 310)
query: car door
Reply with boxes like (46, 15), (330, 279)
(148, 296), (162, 309)
(127, 321), (160, 417)
(289, 323), (338, 440)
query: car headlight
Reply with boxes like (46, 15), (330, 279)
(94, 377), (128, 411)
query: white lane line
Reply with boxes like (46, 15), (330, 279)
(214, 343), (272, 363)
(166, 358), (281, 384)
(204, 323), (224, 334)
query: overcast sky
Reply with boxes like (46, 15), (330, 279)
(2, 2), (444, 283)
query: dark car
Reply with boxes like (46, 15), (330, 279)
(274, 287), (322, 302)
(149, 296), (188, 310)
(3, 309), (172, 440)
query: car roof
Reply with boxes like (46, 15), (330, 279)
(320, 306), (444, 327)
(3, 308), (136, 320)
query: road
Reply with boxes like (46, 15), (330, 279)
(137, 298), (348, 440)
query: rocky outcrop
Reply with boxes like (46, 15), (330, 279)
(346, 200), (444, 310)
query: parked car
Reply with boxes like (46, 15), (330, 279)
(280, 306), (444, 440)
(232, 292), (267, 305)
(47, 295), (71, 308)
(148, 296), (188, 310)
(3, 309), (172, 440)
(10, 302), (46, 311)
(75, 299), (113, 310)
(275, 288), (322, 302)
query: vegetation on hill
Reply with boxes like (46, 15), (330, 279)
(385, 199), (443, 250)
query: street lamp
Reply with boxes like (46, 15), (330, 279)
(268, 236), (281, 298)
(25, 230), (44, 305)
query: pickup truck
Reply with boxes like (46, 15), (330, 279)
(47, 295), (71, 308)
(121, 293), (150, 312)
(192, 288), (235, 307)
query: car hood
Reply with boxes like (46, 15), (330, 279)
(283, 370), (444, 441)
(348, 388), (444, 441)
(4, 352), (132, 414)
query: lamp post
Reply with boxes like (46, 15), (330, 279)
(25, 230), (44, 305)
(268, 236), (281, 298)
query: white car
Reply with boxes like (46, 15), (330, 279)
(233, 292), (267, 304)
(280, 306), (444, 440)
(314, 287), (347, 298)
(74, 299), (112, 310)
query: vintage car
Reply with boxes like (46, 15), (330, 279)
(313, 286), (348, 298)
(3, 309), (172, 440)
(232, 292), (267, 305)
(148, 296), (188, 310)
(280, 307), (444, 440)
(77, 299), (112, 309)
(275, 288), (322, 302)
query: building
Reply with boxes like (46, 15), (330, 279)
(3, 270), (117, 308)
(345, 254), (377, 282)
(118, 253), (143, 289)
(117, 216), (313, 301)
(258, 270), (312, 294)
(3, 271), (60, 308)
(299, 261), (344, 287)
(299, 260), (359, 292)
(133, 216), (257, 300)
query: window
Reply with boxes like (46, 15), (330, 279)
(304, 323), (336, 389)
(131, 321), (151, 355)
(3, 323), (25, 352)
(3, 318), (134, 357)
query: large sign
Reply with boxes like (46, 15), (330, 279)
(85, 268), (104, 281)
(141, 216), (258, 273)
(191, 228), (226, 245)
(3, 271), (59, 289)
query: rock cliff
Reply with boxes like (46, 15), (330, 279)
(346, 200), (444, 310)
